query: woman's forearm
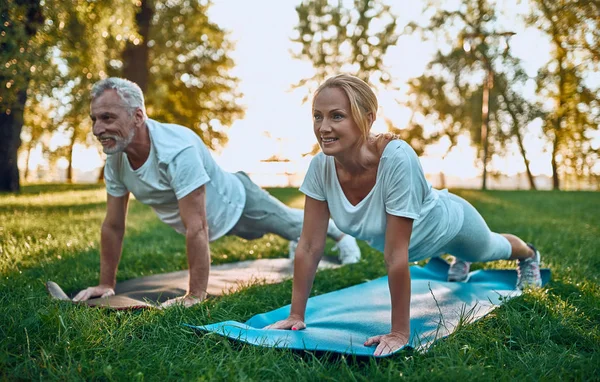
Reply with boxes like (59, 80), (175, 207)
(289, 247), (322, 319)
(387, 253), (411, 335)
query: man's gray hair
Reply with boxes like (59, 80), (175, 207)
(91, 77), (147, 119)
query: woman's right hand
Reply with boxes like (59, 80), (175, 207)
(264, 314), (306, 331)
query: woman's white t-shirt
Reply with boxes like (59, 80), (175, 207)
(299, 139), (464, 261)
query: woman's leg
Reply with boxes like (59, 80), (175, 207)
(442, 194), (541, 287)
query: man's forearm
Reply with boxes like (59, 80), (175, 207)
(387, 253), (411, 335)
(99, 223), (125, 288)
(186, 228), (211, 297)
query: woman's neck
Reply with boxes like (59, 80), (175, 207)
(334, 138), (379, 175)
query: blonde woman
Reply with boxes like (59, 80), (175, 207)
(267, 74), (542, 356)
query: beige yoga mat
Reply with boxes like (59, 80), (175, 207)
(46, 258), (339, 309)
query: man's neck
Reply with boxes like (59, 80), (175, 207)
(124, 121), (151, 170)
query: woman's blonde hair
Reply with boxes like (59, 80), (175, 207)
(312, 74), (378, 139)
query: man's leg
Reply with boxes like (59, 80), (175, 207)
(228, 172), (360, 263)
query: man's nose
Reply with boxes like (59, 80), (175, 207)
(92, 122), (104, 137)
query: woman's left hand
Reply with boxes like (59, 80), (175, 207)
(364, 331), (409, 356)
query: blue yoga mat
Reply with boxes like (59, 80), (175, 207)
(188, 258), (550, 357)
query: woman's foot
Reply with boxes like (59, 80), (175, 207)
(517, 243), (542, 289)
(448, 258), (471, 282)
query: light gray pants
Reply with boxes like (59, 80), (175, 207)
(437, 194), (512, 262)
(227, 172), (344, 241)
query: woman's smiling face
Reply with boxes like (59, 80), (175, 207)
(312, 87), (363, 156)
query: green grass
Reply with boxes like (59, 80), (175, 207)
(1, 185), (598, 380)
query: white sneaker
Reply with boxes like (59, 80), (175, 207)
(517, 243), (542, 289)
(332, 235), (361, 265)
(448, 258), (471, 282)
(288, 239), (299, 260)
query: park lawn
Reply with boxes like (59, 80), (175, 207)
(0, 184), (598, 380)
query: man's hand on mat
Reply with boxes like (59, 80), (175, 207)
(264, 314), (306, 331)
(364, 331), (409, 356)
(73, 285), (115, 302)
(160, 292), (206, 309)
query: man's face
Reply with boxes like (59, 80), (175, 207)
(90, 90), (136, 154)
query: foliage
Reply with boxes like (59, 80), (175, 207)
(291, 0), (400, 102)
(142, 0), (245, 149)
(2, 0), (244, 189)
(406, 0), (543, 189)
(0, 185), (598, 379)
(526, 0), (600, 188)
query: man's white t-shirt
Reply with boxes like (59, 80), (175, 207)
(300, 139), (464, 261)
(104, 119), (245, 242)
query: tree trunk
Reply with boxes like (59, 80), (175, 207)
(24, 142), (32, 182)
(551, 132), (560, 190)
(122, 0), (153, 92)
(514, 128), (537, 190)
(480, 66), (493, 190)
(497, 90), (537, 190)
(0, 89), (27, 193)
(66, 130), (76, 183)
(0, 1), (43, 192)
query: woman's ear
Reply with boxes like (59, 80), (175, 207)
(367, 112), (375, 127)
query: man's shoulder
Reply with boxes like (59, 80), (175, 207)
(147, 119), (198, 141)
(147, 119), (205, 162)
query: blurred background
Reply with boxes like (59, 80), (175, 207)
(1, 0), (599, 192)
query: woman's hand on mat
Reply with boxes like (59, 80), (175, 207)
(264, 314), (306, 331)
(160, 292), (206, 309)
(364, 331), (409, 356)
(73, 285), (115, 302)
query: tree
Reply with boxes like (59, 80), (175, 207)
(1, 0), (134, 190)
(119, 0), (244, 150)
(1, 1), (45, 192)
(89, 0), (244, 181)
(291, 0), (399, 101)
(526, 0), (600, 189)
(407, 0), (541, 189)
(401, 74), (472, 188)
(56, 1), (135, 182)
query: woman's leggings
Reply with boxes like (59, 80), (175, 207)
(438, 194), (512, 262)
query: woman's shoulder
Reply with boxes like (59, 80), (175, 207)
(307, 152), (331, 176)
(375, 137), (422, 177)
(369, 134), (412, 160)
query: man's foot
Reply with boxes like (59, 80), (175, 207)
(332, 235), (361, 265)
(447, 258), (471, 282)
(517, 243), (542, 289)
(288, 239), (299, 260)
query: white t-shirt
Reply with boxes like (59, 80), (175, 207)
(104, 119), (246, 242)
(300, 139), (464, 261)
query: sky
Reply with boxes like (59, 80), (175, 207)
(22, 0), (566, 187)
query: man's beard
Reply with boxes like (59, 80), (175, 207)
(100, 127), (135, 155)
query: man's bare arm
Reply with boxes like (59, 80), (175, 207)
(74, 193), (129, 301)
(160, 186), (210, 308)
